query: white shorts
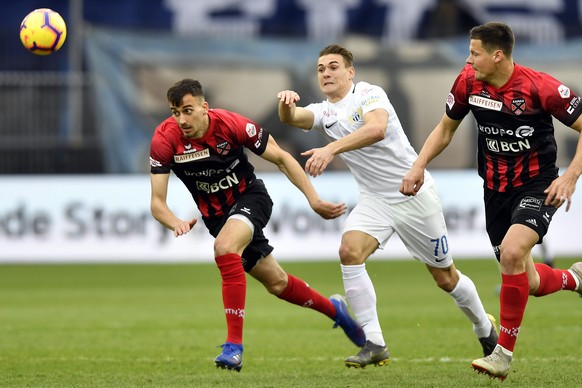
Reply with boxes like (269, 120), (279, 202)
(343, 185), (453, 268)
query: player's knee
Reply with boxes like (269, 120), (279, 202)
(435, 275), (457, 292)
(338, 243), (364, 265)
(431, 267), (458, 292)
(264, 272), (288, 296)
(499, 244), (526, 271)
(213, 238), (237, 257)
(528, 273), (540, 295)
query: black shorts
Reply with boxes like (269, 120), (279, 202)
(484, 178), (557, 260)
(203, 179), (274, 272)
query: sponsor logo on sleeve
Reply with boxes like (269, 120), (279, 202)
(246, 123), (257, 137)
(558, 85), (571, 98)
(149, 157), (162, 168)
(567, 96), (581, 114)
(253, 127), (264, 148)
(446, 93), (455, 110)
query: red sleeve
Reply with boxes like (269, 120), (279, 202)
(149, 121), (175, 174)
(218, 110), (270, 155)
(445, 65), (472, 121)
(537, 72), (582, 127)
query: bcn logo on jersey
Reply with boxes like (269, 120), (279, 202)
(196, 172), (239, 193)
(486, 138), (531, 153)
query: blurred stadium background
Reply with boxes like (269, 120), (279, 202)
(3, 4), (582, 386)
(2, 0), (582, 262)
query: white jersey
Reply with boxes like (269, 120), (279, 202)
(306, 81), (434, 203)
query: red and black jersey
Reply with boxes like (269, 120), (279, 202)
(446, 63), (582, 192)
(150, 109), (269, 219)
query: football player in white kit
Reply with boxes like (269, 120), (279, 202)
(277, 44), (497, 368)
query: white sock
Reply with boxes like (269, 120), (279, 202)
(568, 269), (580, 288)
(341, 263), (385, 346)
(496, 344), (513, 358)
(448, 270), (492, 338)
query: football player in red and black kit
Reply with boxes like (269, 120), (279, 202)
(149, 79), (364, 372)
(401, 22), (582, 380)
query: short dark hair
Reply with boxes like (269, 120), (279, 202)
(167, 78), (204, 106)
(469, 22), (514, 57)
(319, 44), (354, 68)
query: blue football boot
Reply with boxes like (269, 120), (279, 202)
(330, 294), (366, 347)
(215, 342), (243, 372)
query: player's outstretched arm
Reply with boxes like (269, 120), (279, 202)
(401, 114), (461, 196)
(544, 115), (582, 211)
(260, 135), (346, 220)
(277, 90), (314, 129)
(302, 109), (387, 177)
(150, 173), (197, 237)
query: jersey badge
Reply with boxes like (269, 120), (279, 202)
(348, 109), (362, 126)
(511, 99), (525, 115)
(216, 141), (231, 156)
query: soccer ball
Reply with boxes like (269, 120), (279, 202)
(19, 8), (67, 55)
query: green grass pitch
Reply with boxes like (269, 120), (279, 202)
(1, 259), (581, 387)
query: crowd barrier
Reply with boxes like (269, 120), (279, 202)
(0, 171), (579, 263)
